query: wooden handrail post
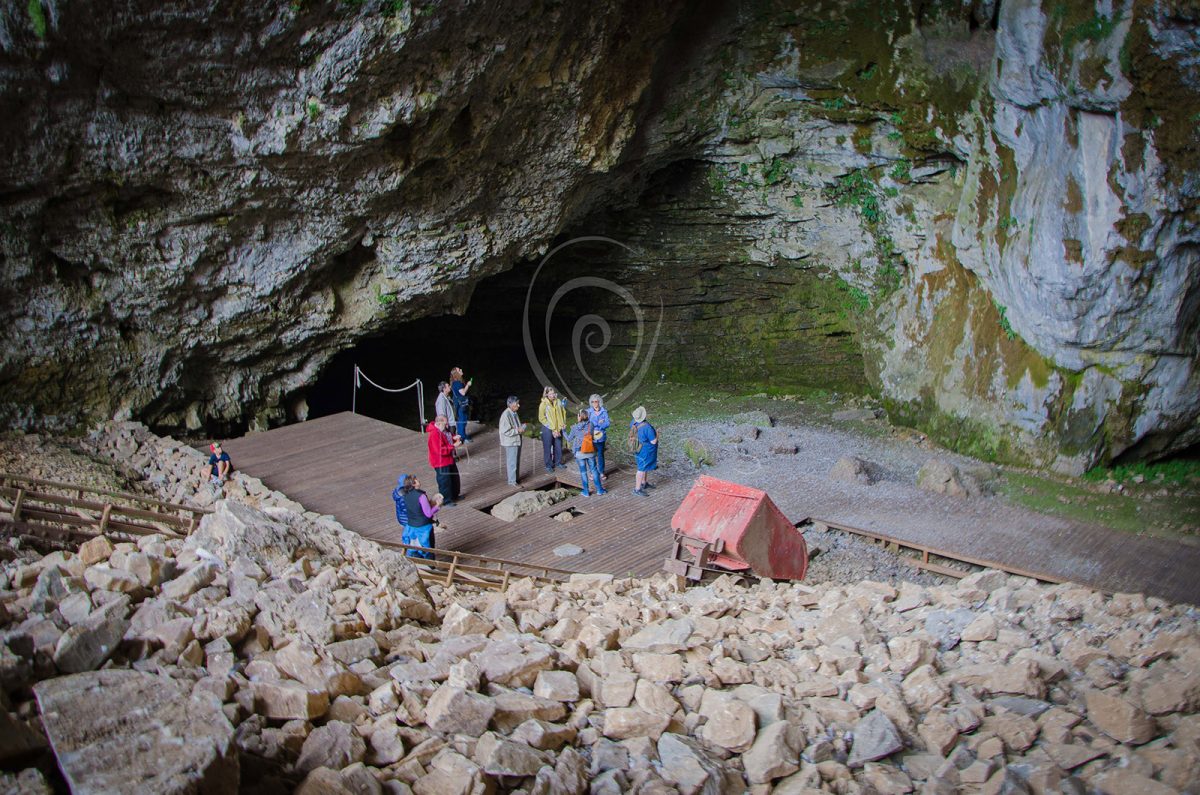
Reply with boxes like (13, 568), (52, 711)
(445, 554), (458, 587)
(98, 504), (112, 533)
(12, 488), (24, 522)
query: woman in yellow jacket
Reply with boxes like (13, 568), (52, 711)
(538, 386), (569, 473)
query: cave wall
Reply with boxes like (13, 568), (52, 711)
(571, 0), (1198, 472)
(0, 0), (701, 430)
(1, 0), (1198, 472)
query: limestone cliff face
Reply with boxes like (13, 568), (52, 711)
(561, 0), (1198, 471)
(1, 0), (1197, 471)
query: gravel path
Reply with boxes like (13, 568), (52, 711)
(637, 403), (1200, 601)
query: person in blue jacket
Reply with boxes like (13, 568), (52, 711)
(450, 366), (472, 443)
(391, 473), (410, 530)
(587, 394), (611, 484)
(630, 406), (657, 497)
(566, 409), (606, 496)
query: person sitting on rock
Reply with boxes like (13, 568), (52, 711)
(203, 442), (231, 489)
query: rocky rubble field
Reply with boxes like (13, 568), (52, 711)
(1, 425), (1199, 794)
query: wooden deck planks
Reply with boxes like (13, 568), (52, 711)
(222, 412), (1200, 603)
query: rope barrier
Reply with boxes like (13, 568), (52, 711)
(351, 366), (426, 428)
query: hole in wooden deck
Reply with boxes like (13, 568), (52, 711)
(550, 506), (585, 522)
(476, 483), (576, 519)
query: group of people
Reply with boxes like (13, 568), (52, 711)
(392, 368), (663, 555)
(524, 388), (660, 498)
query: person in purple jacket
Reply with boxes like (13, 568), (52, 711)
(400, 475), (442, 559)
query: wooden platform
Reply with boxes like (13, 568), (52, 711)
(224, 412), (674, 577)
(224, 412), (1200, 604)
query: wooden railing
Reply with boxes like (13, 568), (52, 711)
(378, 541), (574, 591)
(0, 473), (211, 549)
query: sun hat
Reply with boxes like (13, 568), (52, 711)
(632, 406), (647, 423)
(211, 442), (221, 451)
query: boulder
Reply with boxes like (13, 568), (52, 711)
(699, 697), (757, 751)
(252, 681), (331, 720)
(731, 411), (774, 429)
(847, 709), (904, 767)
(657, 732), (728, 795)
(622, 619), (694, 653)
(534, 670), (580, 702)
(424, 685), (495, 736)
(296, 721), (366, 774)
(742, 720), (799, 784)
(490, 489), (569, 522)
(916, 459), (981, 498)
(829, 456), (877, 485)
(474, 732), (548, 777)
(34, 670), (237, 794)
(602, 708), (670, 741)
(1086, 689), (1156, 745)
(53, 612), (129, 674)
(924, 609), (977, 651)
(78, 536), (115, 566)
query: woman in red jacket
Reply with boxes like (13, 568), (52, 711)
(426, 415), (462, 506)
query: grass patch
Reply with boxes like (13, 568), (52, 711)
(1000, 470), (1200, 539)
(28, 0), (46, 38)
(1084, 459), (1200, 486)
(823, 170), (880, 223)
(992, 299), (1017, 340)
(1062, 12), (1122, 51)
(683, 438), (715, 468)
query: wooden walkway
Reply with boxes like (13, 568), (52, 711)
(224, 412), (678, 577)
(224, 413), (1200, 604)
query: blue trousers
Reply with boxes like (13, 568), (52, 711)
(403, 523), (435, 559)
(541, 426), (562, 470)
(594, 440), (606, 479)
(578, 457), (604, 495)
(456, 406), (469, 441)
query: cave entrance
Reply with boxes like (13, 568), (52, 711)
(305, 160), (870, 430)
(304, 245), (648, 430)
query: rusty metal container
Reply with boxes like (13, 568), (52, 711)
(666, 475), (808, 581)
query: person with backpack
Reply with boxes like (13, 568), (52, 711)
(567, 409), (606, 496)
(587, 393), (611, 484)
(399, 475), (441, 559)
(629, 406), (658, 497)
(391, 472), (410, 530)
(498, 395), (528, 486)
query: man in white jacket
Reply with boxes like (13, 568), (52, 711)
(498, 395), (527, 486)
